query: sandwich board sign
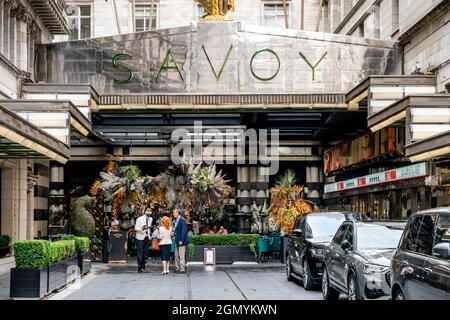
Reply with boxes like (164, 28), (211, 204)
(204, 248), (216, 265)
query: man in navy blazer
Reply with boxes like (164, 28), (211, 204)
(172, 207), (189, 273)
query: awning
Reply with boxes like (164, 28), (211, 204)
(0, 99), (93, 142)
(368, 95), (450, 133)
(0, 104), (70, 163)
(324, 162), (428, 198)
(406, 130), (450, 162)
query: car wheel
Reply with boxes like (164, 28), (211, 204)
(322, 266), (339, 301)
(302, 259), (314, 290)
(286, 255), (294, 281)
(347, 273), (362, 300)
(393, 289), (406, 300)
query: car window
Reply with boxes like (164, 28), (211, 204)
(305, 214), (346, 238)
(332, 225), (347, 245)
(399, 216), (422, 252)
(433, 215), (450, 249)
(356, 226), (403, 251)
(344, 225), (354, 248)
(415, 215), (436, 255)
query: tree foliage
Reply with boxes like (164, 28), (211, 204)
(268, 169), (314, 234)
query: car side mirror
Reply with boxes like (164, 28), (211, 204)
(432, 242), (450, 259)
(341, 240), (351, 251)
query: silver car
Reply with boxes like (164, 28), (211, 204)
(322, 221), (404, 300)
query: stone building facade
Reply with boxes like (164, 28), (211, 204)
(54, 0), (322, 42)
(319, 0), (450, 217)
(0, 0), (69, 262)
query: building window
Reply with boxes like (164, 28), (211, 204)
(263, 3), (289, 28)
(135, 4), (157, 32)
(66, 5), (91, 40)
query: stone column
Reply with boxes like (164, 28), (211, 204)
(2, 0), (12, 59)
(17, 159), (28, 240)
(321, 3), (330, 33)
(364, 5), (380, 39)
(33, 160), (50, 238)
(8, 1), (17, 65)
(256, 166), (269, 206)
(15, 5), (31, 71)
(49, 161), (64, 233)
(0, 1), (4, 54)
(329, 0), (340, 32)
(238, 166), (250, 213)
(306, 165), (321, 207)
(249, 166), (257, 204)
(26, 168), (37, 240)
(28, 21), (40, 81)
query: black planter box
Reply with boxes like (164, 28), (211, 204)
(48, 261), (66, 292)
(0, 246), (11, 257)
(63, 256), (79, 285)
(10, 267), (48, 298)
(78, 251), (92, 276)
(189, 245), (256, 264)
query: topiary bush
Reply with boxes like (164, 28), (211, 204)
(68, 196), (96, 237)
(188, 234), (260, 259)
(62, 235), (90, 253)
(0, 235), (11, 248)
(14, 240), (51, 269)
(189, 234), (259, 246)
(49, 240), (75, 263)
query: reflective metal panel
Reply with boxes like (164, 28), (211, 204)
(37, 21), (400, 95)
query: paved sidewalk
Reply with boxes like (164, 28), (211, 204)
(48, 262), (323, 300)
(0, 272), (10, 300)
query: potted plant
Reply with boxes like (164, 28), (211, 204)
(62, 235), (91, 276)
(268, 170), (314, 263)
(47, 240), (76, 292)
(188, 234), (259, 264)
(10, 240), (51, 298)
(0, 235), (11, 257)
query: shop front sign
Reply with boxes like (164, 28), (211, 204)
(324, 162), (428, 194)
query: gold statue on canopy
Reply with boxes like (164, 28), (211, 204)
(197, 0), (235, 21)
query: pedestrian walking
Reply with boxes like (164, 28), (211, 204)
(172, 207), (189, 273)
(134, 207), (153, 273)
(158, 216), (173, 275)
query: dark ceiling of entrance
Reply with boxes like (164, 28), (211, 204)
(78, 111), (368, 147)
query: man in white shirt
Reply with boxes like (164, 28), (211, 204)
(135, 208), (153, 273)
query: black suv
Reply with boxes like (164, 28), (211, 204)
(391, 208), (450, 300)
(286, 212), (365, 290)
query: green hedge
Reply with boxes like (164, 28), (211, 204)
(14, 239), (76, 269)
(14, 240), (51, 269)
(0, 235), (11, 248)
(62, 235), (90, 253)
(49, 240), (75, 264)
(188, 234), (260, 259)
(189, 234), (259, 246)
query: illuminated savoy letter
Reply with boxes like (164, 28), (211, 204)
(250, 49), (281, 81)
(112, 53), (133, 84)
(202, 44), (233, 81)
(299, 51), (328, 81)
(155, 49), (185, 83)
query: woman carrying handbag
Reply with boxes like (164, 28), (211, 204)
(151, 225), (160, 259)
(158, 216), (173, 275)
